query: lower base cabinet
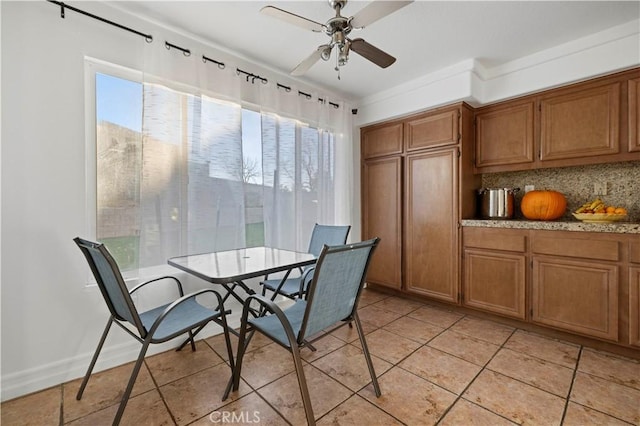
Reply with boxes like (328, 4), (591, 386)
(462, 228), (527, 319)
(630, 266), (640, 347)
(462, 227), (637, 348)
(531, 257), (618, 341)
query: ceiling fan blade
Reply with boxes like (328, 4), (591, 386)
(260, 6), (325, 32)
(291, 47), (326, 76)
(350, 0), (414, 29)
(350, 38), (396, 68)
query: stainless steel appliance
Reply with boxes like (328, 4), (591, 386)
(478, 188), (520, 219)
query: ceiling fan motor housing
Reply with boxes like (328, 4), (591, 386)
(328, 0), (348, 11)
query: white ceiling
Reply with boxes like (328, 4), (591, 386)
(110, 1), (640, 101)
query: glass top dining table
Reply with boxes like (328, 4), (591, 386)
(168, 246), (316, 306)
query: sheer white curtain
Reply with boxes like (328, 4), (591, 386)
(129, 40), (353, 270)
(138, 84), (247, 269)
(258, 83), (351, 251)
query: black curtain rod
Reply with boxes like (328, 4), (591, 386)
(47, 1), (153, 42)
(47, 1), (340, 109)
(203, 55), (226, 69)
(237, 68), (268, 84)
(165, 41), (190, 57)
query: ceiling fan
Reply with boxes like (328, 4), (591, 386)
(261, 0), (413, 77)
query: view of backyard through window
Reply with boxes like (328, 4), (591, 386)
(95, 72), (335, 272)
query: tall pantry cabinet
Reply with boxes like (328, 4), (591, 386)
(361, 103), (479, 302)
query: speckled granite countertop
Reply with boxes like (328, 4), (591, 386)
(461, 219), (640, 234)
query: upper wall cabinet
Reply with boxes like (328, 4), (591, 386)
(539, 81), (620, 161)
(475, 101), (535, 169)
(629, 76), (640, 153)
(405, 109), (459, 151)
(361, 122), (403, 159)
(474, 68), (640, 173)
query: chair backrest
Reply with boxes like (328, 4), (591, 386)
(298, 238), (380, 340)
(74, 237), (146, 336)
(307, 224), (351, 257)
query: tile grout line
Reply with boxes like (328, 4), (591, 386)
(433, 317), (517, 425)
(143, 358), (179, 426)
(559, 345), (583, 425)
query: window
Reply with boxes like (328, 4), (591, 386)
(94, 69), (336, 273)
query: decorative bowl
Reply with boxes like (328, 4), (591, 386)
(572, 213), (628, 223)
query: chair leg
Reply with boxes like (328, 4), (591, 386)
(354, 313), (381, 397)
(188, 330), (197, 351)
(176, 323), (208, 352)
(290, 344), (315, 426)
(77, 317), (114, 400)
(112, 340), (151, 426)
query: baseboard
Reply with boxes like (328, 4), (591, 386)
(0, 321), (238, 403)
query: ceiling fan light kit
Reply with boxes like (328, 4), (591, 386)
(261, 0), (413, 78)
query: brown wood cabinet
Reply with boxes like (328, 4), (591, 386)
(539, 81), (620, 162)
(462, 228), (527, 319)
(474, 68), (640, 173)
(361, 157), (402, 290)
(630, 266), (640, 347)
(404, 147), (459, 302)
(530, 231), (620, 342)
(461, 226), (640, 351)
(629, 76), (640, 153)
(629, 239), (640, 347)
(405, 108), (459, 152)
(361, 103), (480, 298)
(361, 122), (403, 159)
(532, 257), (619, 341)
(475, 101), (535, 169)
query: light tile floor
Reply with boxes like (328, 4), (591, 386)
(2, 288), (639, 425)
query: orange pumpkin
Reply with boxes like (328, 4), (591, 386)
(520, 190), (566, 220)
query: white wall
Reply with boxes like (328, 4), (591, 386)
(1, 1), (639, 402)
(0, 1), (346, 401)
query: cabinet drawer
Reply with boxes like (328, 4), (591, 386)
(464, 227), (527, 252)
(531, 234), (620, 262)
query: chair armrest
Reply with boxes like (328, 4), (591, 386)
(130, 276), (184, 297)
(240, 295), (300, 347)
(147, 289), (227, 337)
(298, 266), (316, 297)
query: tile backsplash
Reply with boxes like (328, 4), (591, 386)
(481, 161), (640, 222)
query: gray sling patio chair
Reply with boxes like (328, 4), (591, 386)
(73, 237), (234, 426)
(260, 223), (351, 300)
(226, 238), (381, 426)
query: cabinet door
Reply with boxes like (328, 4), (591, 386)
(405, 108), (458, 151)
(404, 148), (458, 302)
(361, 122), (403, 159)
(475, 101), (535, 168)
(630, 267), (640, 347)
(629, 77), (640, 153)
(532, 257), (618, 341)
(463, 249), (526, 319)
(539, 82), (621, 161)
(362, 157), (402, 289)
